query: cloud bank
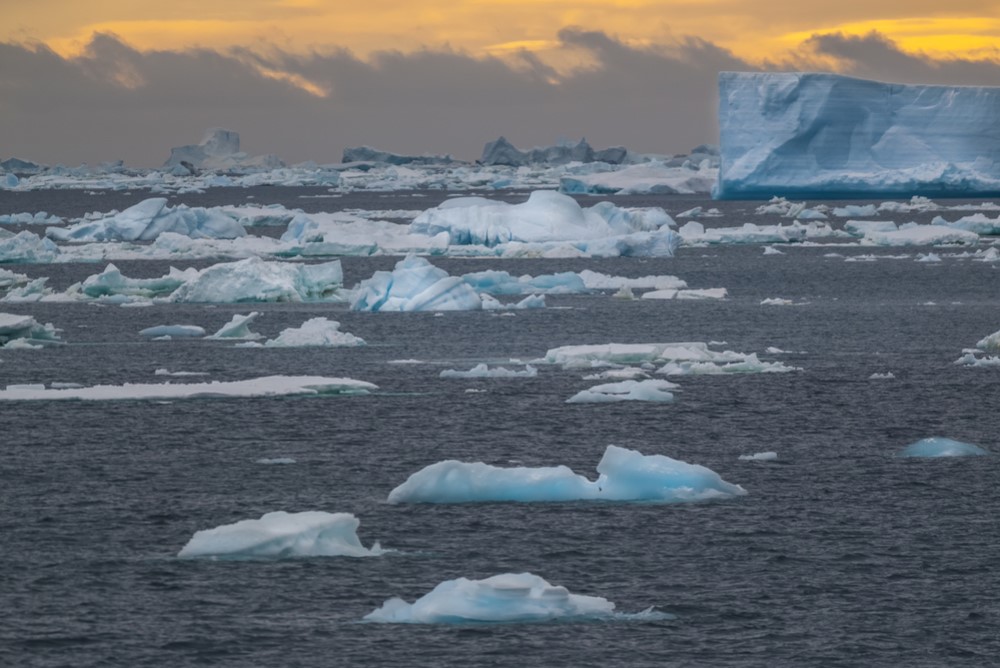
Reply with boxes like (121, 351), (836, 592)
(1, 30), (998, 166)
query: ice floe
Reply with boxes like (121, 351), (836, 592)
(47, 197), (247, 242)
(350, 255), (483, 312)
(538, 342), (798, 374)
(0, 375), (377, 401)
(207, 312), (263, 340)
(387, 444), (746, 504)
(738, 452), (778, 461)
(439, 364), (538, 379)
(259, 317), (365, 348)
(566, 379), (678, 403)
(364, 572), (668, 624)
(0, 313), (62, 348)
(139, 325), (206, 338)
(177, 511), (383, 559)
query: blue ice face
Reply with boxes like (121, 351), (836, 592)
(716, 72), (1000, 199)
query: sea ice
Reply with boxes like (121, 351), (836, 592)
(169, 257), (346, 303)
(559, 161), (716, 195)
(387, 444), (746, 504)
(139, 325), (206, 338)
(539, 342), (797, 374)
(409, 190), (678, 256)
(47, 197), (247, 242)
(0, 231), (60, 263)
(350, 255), (483, 312)
(0, 375), (377, 401)
(164, 128), (283, 171)
(439, 363), (538, 378)
(177, 511), (384, 559)
(207, 312), (263, 340)
(566, 379), (678, 403)
(363, 572), (645, 624)
(862, 225), (979, 247)
(976, 329), (1000, 352)
(738, 452), (778, 461)
(262, 317), (365, 347)
(716, 72), (1000, 198)
(0, 313), (62, 348)
(897, 437), (989, 458)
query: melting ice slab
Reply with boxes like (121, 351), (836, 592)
(178, 511), (384, 559)
(716, 72), (1000, 199)
(387, 445), (746, 504)
(364, 572), (669, 624)
(898, 437), (989, 458)
(0, 375), (376, 401)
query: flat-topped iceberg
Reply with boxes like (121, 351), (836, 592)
(47, 197), (247, 242)
(898, 437), (989, 458)
(0, 375), (376, 401)
(364, 572), (667, 624)
(440, 364), (538, 379)
(538, 342), (797, 374)
(716, 72), (1000, 199)
(387, 444), (746, 504)
(169, 258), (345, 303)
(0, 312), (62, 348)
(139, 324), (205, 338)
(560, 161), (716, 195)
(566, 379), (678, 403)
(178, 511), (384, 559)
(410, 190), (678, 256)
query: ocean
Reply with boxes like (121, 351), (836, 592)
(2, 188), (998, 666)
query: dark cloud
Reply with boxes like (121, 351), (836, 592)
(1, 30), (998, 166)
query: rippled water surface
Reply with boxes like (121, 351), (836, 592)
(2, 189), (999, 667)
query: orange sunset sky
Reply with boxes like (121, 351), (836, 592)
(2, 1), (999, 165)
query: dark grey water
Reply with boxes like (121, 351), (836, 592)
(1, 190), (999, 667)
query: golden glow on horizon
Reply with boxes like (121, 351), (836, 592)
(4, 1), (999, 66)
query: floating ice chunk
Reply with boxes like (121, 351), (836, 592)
(566, 379), (677, 403)
(440, 363), (538, 378)
(48, 197), (247, 242)
(410, 190), (678, 256)
(738, 452), (777, 461)
(716, 72), (1000, 198)
(975, 247), (1000, 262)
(559, 161), (716, 195)
(976, 329), (1000, 352)
(387, 444), (746, 504)
(0, 375), (376, 401)
(480, 294), (546, 310)
(350, 255), (483, 312)
(256, 457), (297, 465)
(170, 257), (345, 303)
(539, 342), (796, 374)
(954, 352), (1000, 367)
(916, 253), (942, 263)
(0, 268), (29, 289)
(177, 511), (383, 559)
(0, 231), (60, 263)
(154, 368), (209, 377)
(932, 213), (1000, 235)
(81, 263), (194, 299)
(262, 317), (365, 347)
(679, 221), (812, 245)
(462, 269), (586, 295)
(139, 325), (206, 338)
(676, 288), (727, 300)
(844, 220), (897, 237)
(207, 312), (262, 340)
(363, 572), (640, 624)
(582, 367), (649, 381)
(761, 298), (794, 306)
(763, 246), (784, 255)
(869, 372), (896, 379)
(863, 225), (979, 246)
(897, 437), (989, 458)
(834, 205), (878, 217)
(578, 270), (687, 291)
(0, 313), (62, 348)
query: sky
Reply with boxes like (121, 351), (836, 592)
(2, 1), (999, 166)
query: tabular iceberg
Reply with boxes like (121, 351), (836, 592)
(387, 444), (746, 504)
(178, 511), (384, 559)
(364, 572), (642, 624)
(716, 72), (1000, 199)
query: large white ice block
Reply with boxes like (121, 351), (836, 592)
(387, 444), (746, 504)
(178, 511), (384, 558)
(716, 72), (1000, 199)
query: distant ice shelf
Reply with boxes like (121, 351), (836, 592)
(716, 72), (1000, 199)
